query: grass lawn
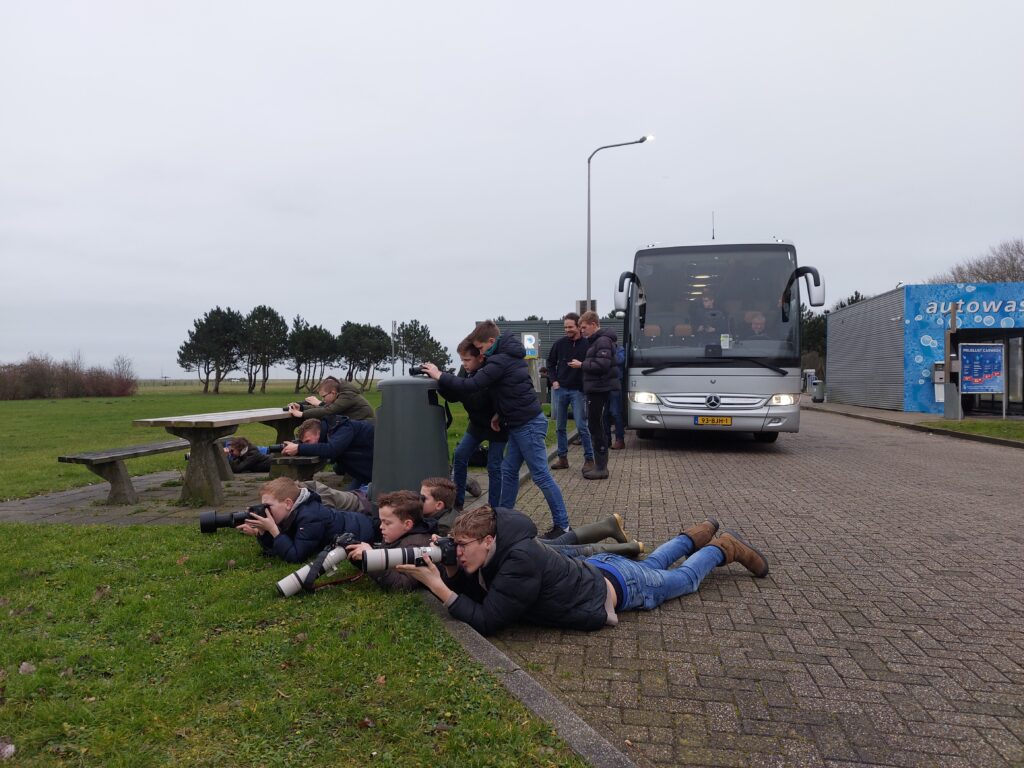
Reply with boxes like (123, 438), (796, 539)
(1, 380), (555, 501)
(0, 523), (586, 767)
(918, 418), (1024, 442)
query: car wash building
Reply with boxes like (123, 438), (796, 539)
(825, 282), (1024, 415)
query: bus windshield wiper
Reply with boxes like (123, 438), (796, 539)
(641, 357), (789, 376)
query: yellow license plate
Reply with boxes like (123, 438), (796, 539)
(694, 416), (732, 426)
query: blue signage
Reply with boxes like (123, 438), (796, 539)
(959, 343), (1004, 394)
(903, 282), (1024, 412)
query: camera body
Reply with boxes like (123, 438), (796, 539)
(408, 365), (426, 376)
(198, 503), (270, 534)
(359, 536), (458, 573)
(281, 402), (316, 413)
(266, 444), (284, 454)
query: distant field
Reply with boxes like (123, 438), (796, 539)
(0, 382), (424, 501)
(0, 380), (554, 501)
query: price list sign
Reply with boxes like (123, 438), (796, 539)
(959, 343), (1004, 394)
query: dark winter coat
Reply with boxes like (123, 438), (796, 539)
(257, 489), (377, 563)
(229, 448), (272, 474)
(437, 333), (541, 429)
(367, 521), (435, 592)
(438, 369), (508, 442)
(580, 328), (621, 394)
(299, 380), (376, 424)
(545, 335), (588, 391)
(296, 416), (374, 484)
(442, 508), (610, 636)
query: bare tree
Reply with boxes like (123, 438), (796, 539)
(929, 238), (1024, 283)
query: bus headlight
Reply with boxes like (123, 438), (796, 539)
(629, 391), (661, 404)
(769, 393), (799, 406)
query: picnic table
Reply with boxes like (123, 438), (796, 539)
(133, 408), (300, 506)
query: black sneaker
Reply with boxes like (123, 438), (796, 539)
(540, 526), (570, 540)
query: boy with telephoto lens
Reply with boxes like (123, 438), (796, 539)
(396, 506), (769, 637)
(237, 477), (376, 563)
(345, 490), (434, 592)
(286, 376), (375, 424)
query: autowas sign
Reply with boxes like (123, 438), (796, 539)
(903, 282), (1024, 413)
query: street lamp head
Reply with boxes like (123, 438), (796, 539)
(642, 134), (655, 143)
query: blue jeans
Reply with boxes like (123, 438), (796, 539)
(608, 391), (625, 441)
(499, 413), (569, 530)
(452, 432), (505, 509)
(551, 387), (593, 459)
(585, 535), (725, 611)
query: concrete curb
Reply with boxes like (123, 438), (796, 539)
(803, 403), (1024, 450)
(449, 428), (638, 768)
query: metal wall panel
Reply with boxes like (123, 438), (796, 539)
(494, 318), (625, 362)
(825, 288), (905, 410)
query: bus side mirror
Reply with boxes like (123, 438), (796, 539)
(614, 271), (635, 313)
(805, 273), (825, 307)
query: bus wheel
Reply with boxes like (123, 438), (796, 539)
(753, 432), (779, 443)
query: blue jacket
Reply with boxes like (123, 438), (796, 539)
(437, 332), (541, 429)
(297, 415), (374, 484)
(259, 490), (377, 563)
(438, 368), (508, 442)
(442, 508), (609, 636)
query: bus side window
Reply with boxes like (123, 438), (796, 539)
(643, 324), (662, 346)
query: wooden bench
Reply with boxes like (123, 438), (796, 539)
(269, 456), (324, 481)
(58, 439), (189, 505)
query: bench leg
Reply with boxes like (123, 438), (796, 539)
(87, 461), (138, 505)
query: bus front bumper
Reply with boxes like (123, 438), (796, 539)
(628, 403), (801, 433)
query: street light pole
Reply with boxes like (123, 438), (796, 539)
(586, 134), (652, 309)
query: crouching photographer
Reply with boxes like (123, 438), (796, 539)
(237, 477), (376, 563)
(344, 490), (436, 592)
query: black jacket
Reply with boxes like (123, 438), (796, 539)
(581, 328), (621, 394)
(545, 335), (588, 390)
(438, 369), (508, 442)
(442, 508), (610, 636)
(296, 416), (374, 483)
(437, 333), (541, 429)
(229, 448), (271, 474)
(258, 489), (377, 563)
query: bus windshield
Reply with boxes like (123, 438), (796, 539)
(629, 245), (801, 366)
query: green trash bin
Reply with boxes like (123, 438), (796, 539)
(370, 377), (450, 502)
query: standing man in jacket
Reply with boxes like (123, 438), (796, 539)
(546, 313), (595, 473)
(569, 311), (620, 479)
(421, 321), (572, 539)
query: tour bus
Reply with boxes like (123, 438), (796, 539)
(614, 242), (825, 441)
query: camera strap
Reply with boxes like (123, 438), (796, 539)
(312, 572), (363, 591)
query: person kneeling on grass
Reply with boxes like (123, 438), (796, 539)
(396, 506), (768, 636)
(236, 477), (376, 563)
(344, 490), (434, 592)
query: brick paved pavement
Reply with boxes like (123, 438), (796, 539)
(495, 409), (1024, 768)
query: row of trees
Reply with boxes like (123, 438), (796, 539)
(176, 307), (451, 394)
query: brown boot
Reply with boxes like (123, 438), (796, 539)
(681, 517), (719, 549)
(611, 439), (625, 450)
(550, 455), (569, 470)
(711, 530), (769, 577)
(580, 458), (595, 474)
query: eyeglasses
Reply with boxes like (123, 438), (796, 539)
(453, 537), (483, 552)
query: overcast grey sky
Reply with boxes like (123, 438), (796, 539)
(2, 1), (1022, 378)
